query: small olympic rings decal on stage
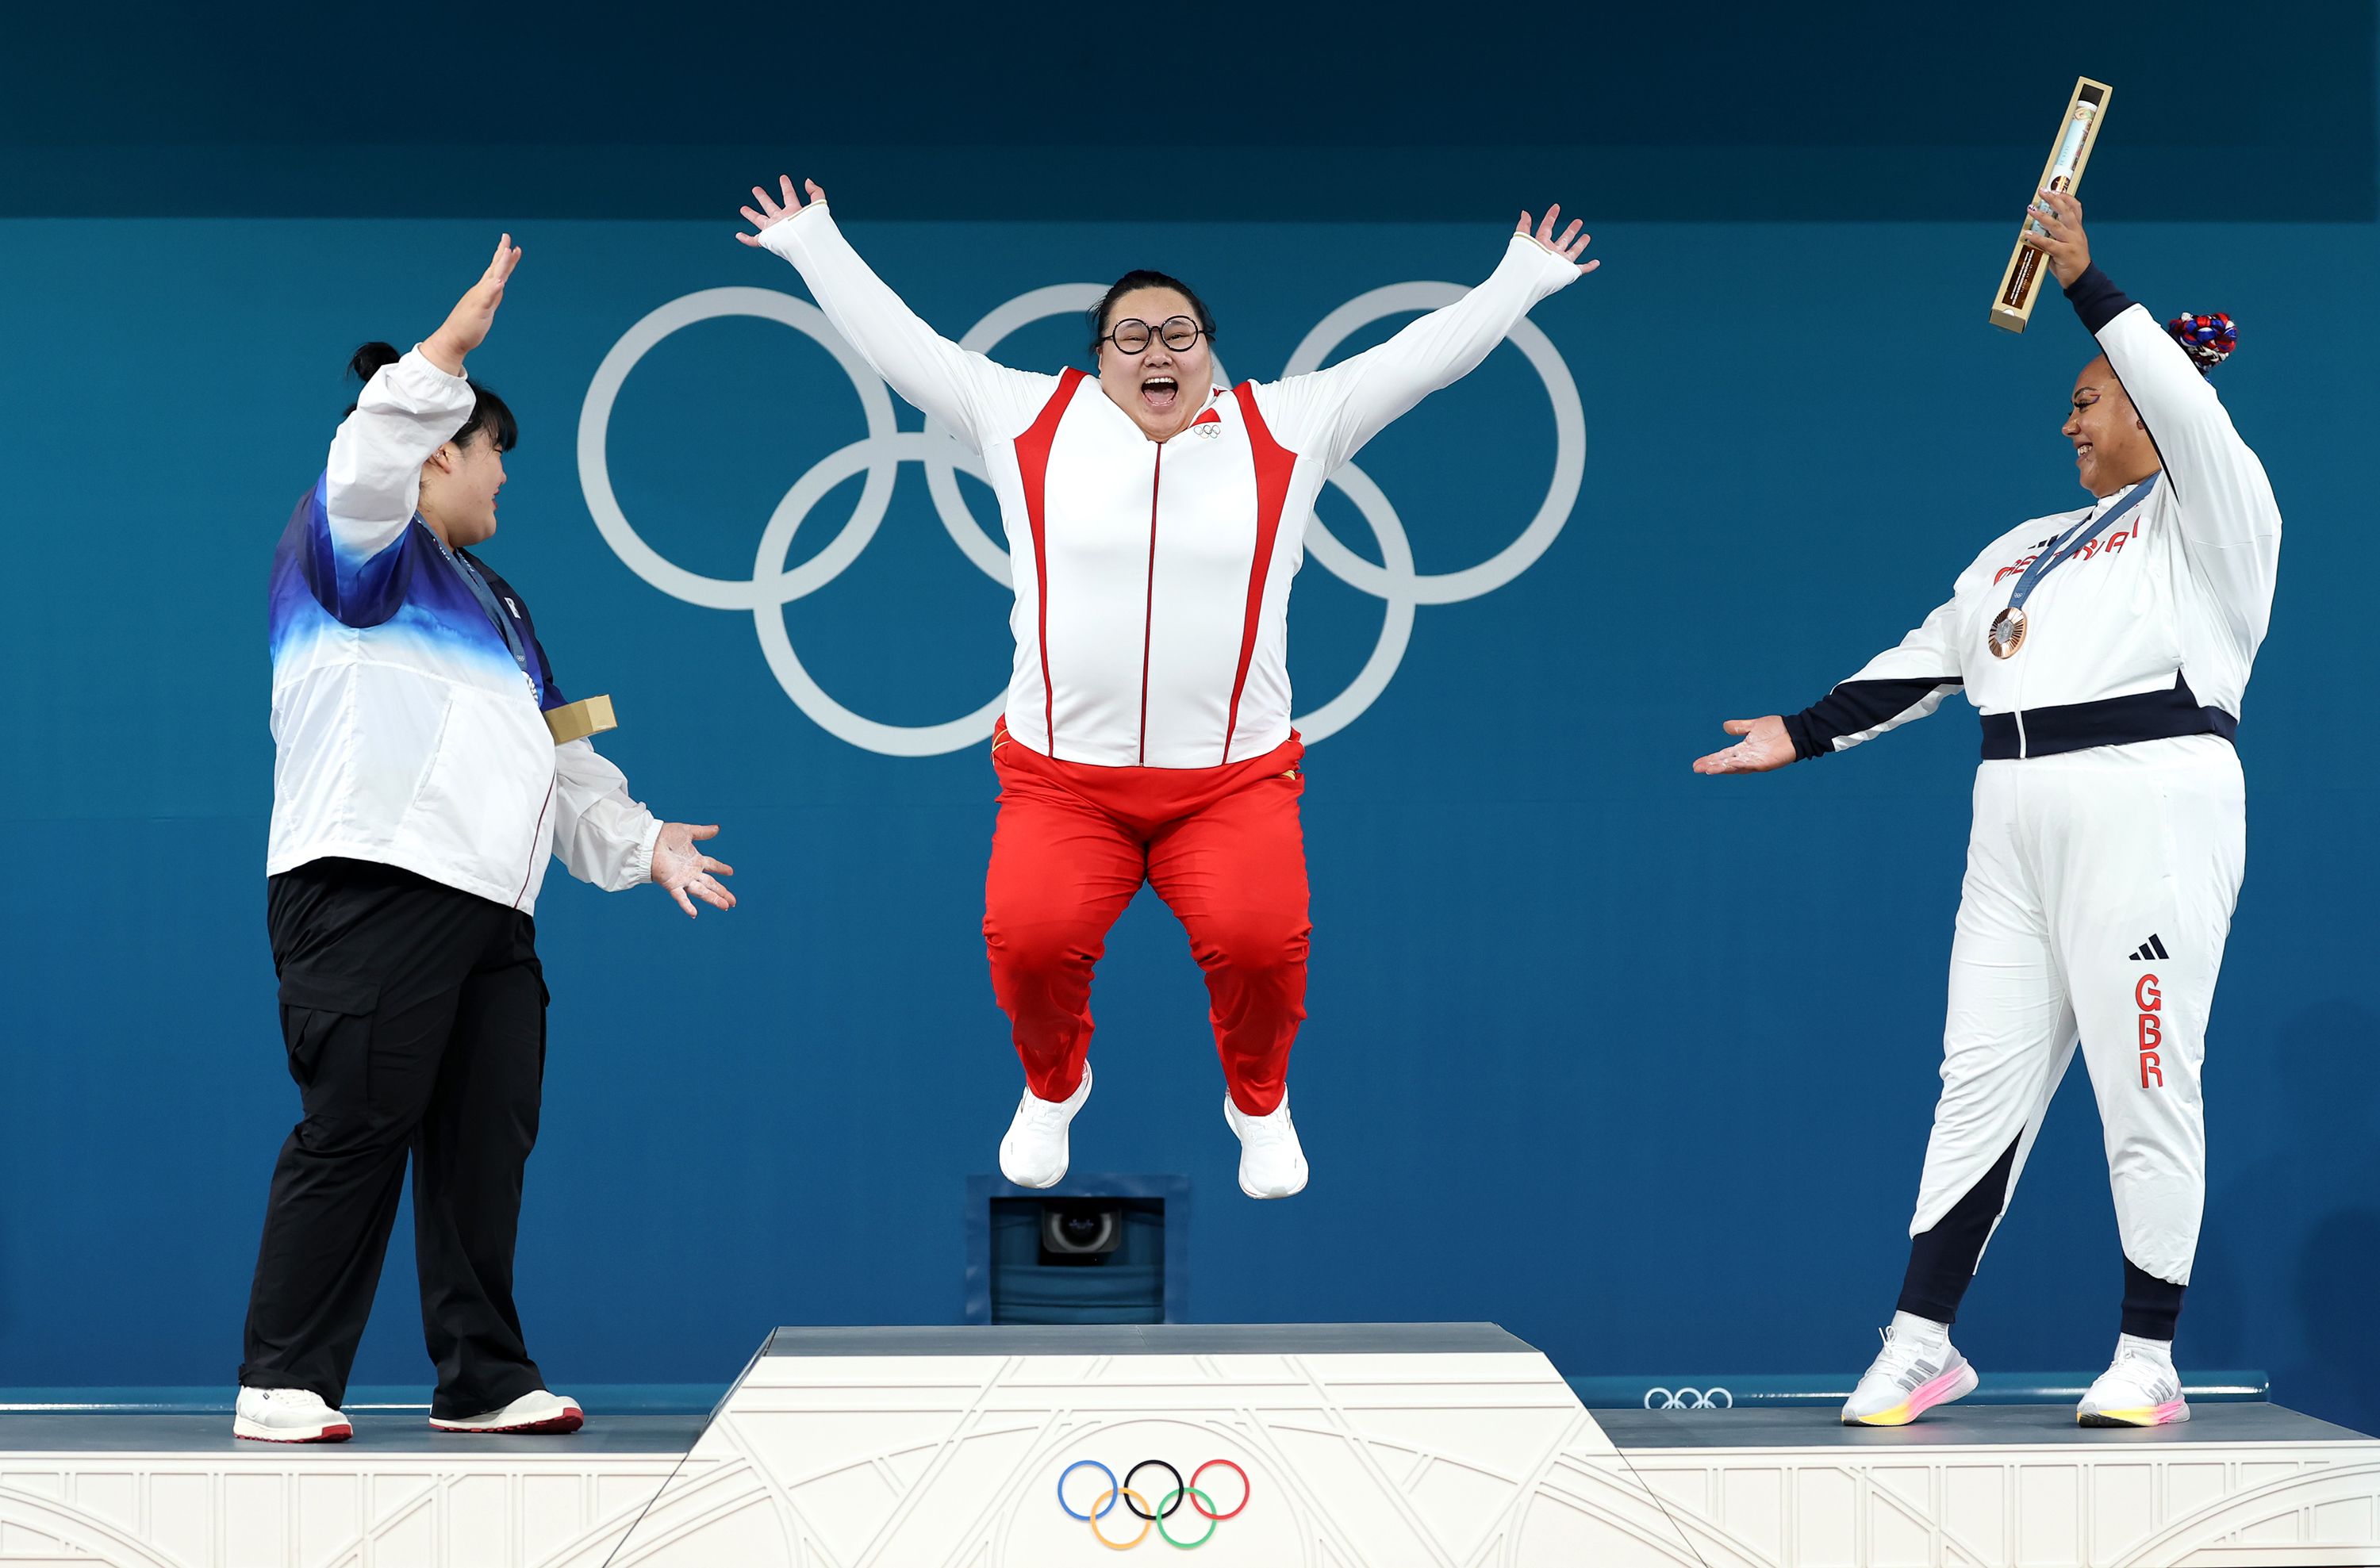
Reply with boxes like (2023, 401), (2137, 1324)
(581, 281), (1583, 757)
(1643, 1386), (1734, 1409)
(1058, 1458), (1250, 1549)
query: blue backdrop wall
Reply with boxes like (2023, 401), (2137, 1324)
(3, 4), (2378, 1434)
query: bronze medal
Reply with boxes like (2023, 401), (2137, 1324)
(1988, 474), (2157, 665)
(1988, 606), (2029, 659)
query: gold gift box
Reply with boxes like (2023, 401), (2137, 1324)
(544, 694), (617, 745)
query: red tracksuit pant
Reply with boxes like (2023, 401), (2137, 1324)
(983, 722), (1311, 1116)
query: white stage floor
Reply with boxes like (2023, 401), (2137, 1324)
(5, 1327), (2374, 1567)
(1596, 1403), (2380, 1567)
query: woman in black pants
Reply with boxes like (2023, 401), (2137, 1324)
(238, 237), (735, 1442)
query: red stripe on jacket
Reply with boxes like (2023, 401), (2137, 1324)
(1015, 369), (1085, 749)
(1224, 383), (1297, 762)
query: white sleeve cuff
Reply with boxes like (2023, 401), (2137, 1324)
(397, 344), (472, 391)
(1503, 232), (1583, 297)
(630, 814), (663, 887)
(755, 201), (831, 265)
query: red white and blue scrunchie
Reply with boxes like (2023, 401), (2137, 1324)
(2167, 311), (2237, 373)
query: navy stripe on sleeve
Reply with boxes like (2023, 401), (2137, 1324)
(2063, 262), (2136, 336)
(1786, 677), (1964, 761)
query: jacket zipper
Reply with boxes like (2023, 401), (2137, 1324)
(1136, 445), (1163, 765)
(513, 772), (556, 911)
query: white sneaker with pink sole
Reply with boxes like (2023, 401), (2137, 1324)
(1841, 1317), (1978, 1426)
(2078, 1336), (2189, 1427)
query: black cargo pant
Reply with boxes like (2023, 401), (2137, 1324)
(240, 857), (549, 1417)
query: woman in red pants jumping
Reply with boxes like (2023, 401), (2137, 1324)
(738, 174), (1595, 1197)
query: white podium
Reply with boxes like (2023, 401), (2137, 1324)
(6, 1325), (2379, 1566)
(610, 1322), (1687, 1566)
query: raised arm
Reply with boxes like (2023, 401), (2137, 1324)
(1694, 593), (1967, 774)
(2026, 189), (2281, 648)
(323, 236), (520, 565)
(1253, 207), (1595, 472)
(737, 177), (1058, 450)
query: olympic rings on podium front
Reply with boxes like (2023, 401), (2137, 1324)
(1056, 1456), (1252, 1549)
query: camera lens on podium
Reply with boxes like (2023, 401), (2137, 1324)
(1041, 1201), (1123, 1257)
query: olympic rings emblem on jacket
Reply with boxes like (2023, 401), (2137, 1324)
(1643, 1386), (1734, 1409)
(1058, 1458), (1251, 1550)
(578, 280), (1584, 757)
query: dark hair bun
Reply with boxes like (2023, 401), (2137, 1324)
(347, 341), (402, 383)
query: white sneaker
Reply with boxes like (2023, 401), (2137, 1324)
(2078, 1336), (2189, 1427)
(1841, 1319), (1979, 1426)
(232, 1386), (353, 1443)
(999, 1064), (1092, 1189)
(428, 1389), (584, 1433)
(1223, 1089), (1308, 1199)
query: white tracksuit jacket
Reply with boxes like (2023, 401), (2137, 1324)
(267, 349), (661, 912)
(1782, 265), (2282, 1292)
(1783, 286), (2278, 763)
(759, 204), (1581, 768)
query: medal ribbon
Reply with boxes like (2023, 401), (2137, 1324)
(2002, 473), (2159, 618)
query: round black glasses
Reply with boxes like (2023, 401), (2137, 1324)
(1104, 316), (1207, 355)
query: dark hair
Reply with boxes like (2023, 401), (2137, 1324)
(1085, 271), (1217, 361)
(346, 340), (518, 451)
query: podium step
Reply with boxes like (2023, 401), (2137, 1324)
(5, 1327), (2375, 1566)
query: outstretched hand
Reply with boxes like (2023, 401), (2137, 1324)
(1692, 716), (1797, 776)
(421, 234), (523, 376)
(1517, 205), (1599, 274)
(736, 176), (827, 247)
(2020, 186), (2092, 289)
(652, 822), (736, 918)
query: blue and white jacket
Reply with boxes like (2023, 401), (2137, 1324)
(267, 347), (659, 912)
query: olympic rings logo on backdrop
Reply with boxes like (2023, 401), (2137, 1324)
(1643, 1386), (1734, 1410)
(578, 281), (1585, 756)
(1058, 1458), (1250, 1550)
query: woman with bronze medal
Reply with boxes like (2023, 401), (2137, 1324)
(1693, 187), (2278, 1428)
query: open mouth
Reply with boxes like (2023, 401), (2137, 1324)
(1140, 376), (1179, 413)
(2074, 442), (2093, 465)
